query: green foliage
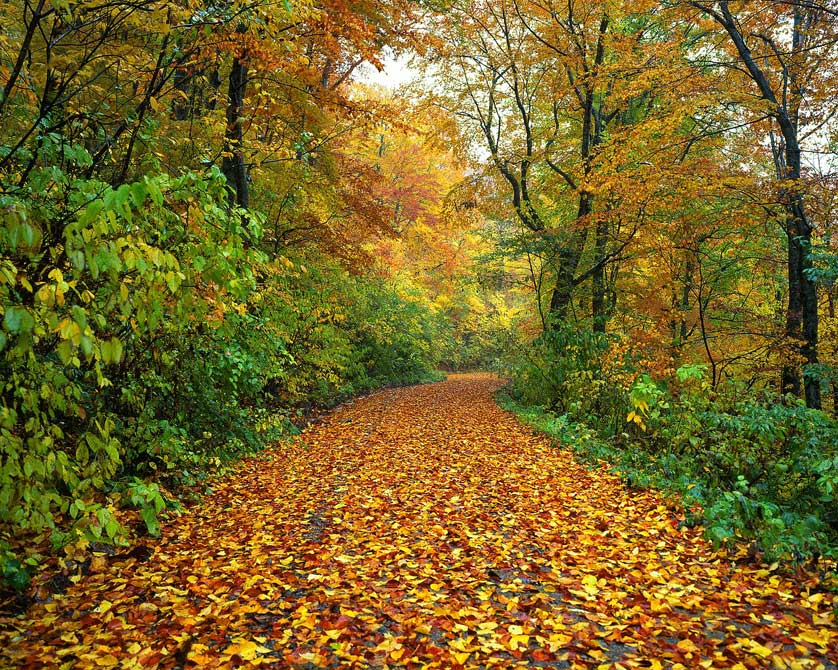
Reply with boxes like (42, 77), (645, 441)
(503, 324), (632, 433)
(252, 264), (445, 408)
(118, 479), (169, 537)
(345, 280), (447, 389)
(440, 309), (512, 372)
(1, 141), (447, 588)
(0, 541), (31, 593)
(1, 160), (259, 541)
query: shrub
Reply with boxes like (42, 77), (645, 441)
(1, 154), (449, 589)
(503, 324), (633, 433)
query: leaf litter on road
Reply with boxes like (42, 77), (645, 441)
(1, 373), (836, 669)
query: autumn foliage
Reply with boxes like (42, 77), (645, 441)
(3, 0), (838, 664)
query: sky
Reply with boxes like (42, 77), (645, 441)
(356, 55), (418, 89)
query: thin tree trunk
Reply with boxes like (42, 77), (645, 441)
(783, 227), (803, 397)
(592, 214), (607, 333)
(779, 178), (820, 408)
(221, 56), (249, 209)
(581, 14), (609, 333)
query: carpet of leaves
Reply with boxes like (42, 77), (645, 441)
(2, 373), (837, 669)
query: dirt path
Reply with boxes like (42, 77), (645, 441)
(2, 373), (836, 669)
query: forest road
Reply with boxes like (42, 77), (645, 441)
(1, 373), (836, 669)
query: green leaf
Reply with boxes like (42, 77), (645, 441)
(105, 517), (122, 540)
(146, 179), (163, 207)
(141, 507), (161, 537)
(57, 340), (74, 365)
(76, 440), (89, 465)
(3, 306), (33, 334)
(2, 559), (30, 592)
(130, 182), (147, 208)
(79, 336), (93, 358)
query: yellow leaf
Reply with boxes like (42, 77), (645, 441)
(374, 637), (400, 653)
(450, 637), (472, 652)
(508, 634), (529, 650)
(224, 639), (269, 661)
(581, 574), (600, 595)
(95, 654), (119, 667)
(452, 651), (469, 665)
(547, 632), (573, 649)
(793, 629), (832, 647)
(741, 639), (773, 658)
(676, 638), (699, 653)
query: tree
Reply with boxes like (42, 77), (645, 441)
(684, 0), (838, 408)
(436, 0), (695, 331)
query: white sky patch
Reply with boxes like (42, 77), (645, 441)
(356, 55), (418, 89)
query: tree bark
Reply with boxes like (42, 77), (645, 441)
(550, 243), (584, 320)
(221, 56), (249, 209)
(591, 213), (607, 333)
(829, 282), (838, 413)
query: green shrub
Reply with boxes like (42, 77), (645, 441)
(1, 151), (449, 591)
(503, 324), (633, 433)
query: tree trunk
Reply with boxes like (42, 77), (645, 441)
(591, 212), (607, 333)
(830, 288), (838, 414)
(581, 14), (609, 333)
(549, 240), (584, 323)
(221, 56), (249, 209)
(780, 122), (819, 407)
(782, 227), (803, 397)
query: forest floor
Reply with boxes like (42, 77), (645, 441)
(1, 373), (836, 669)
